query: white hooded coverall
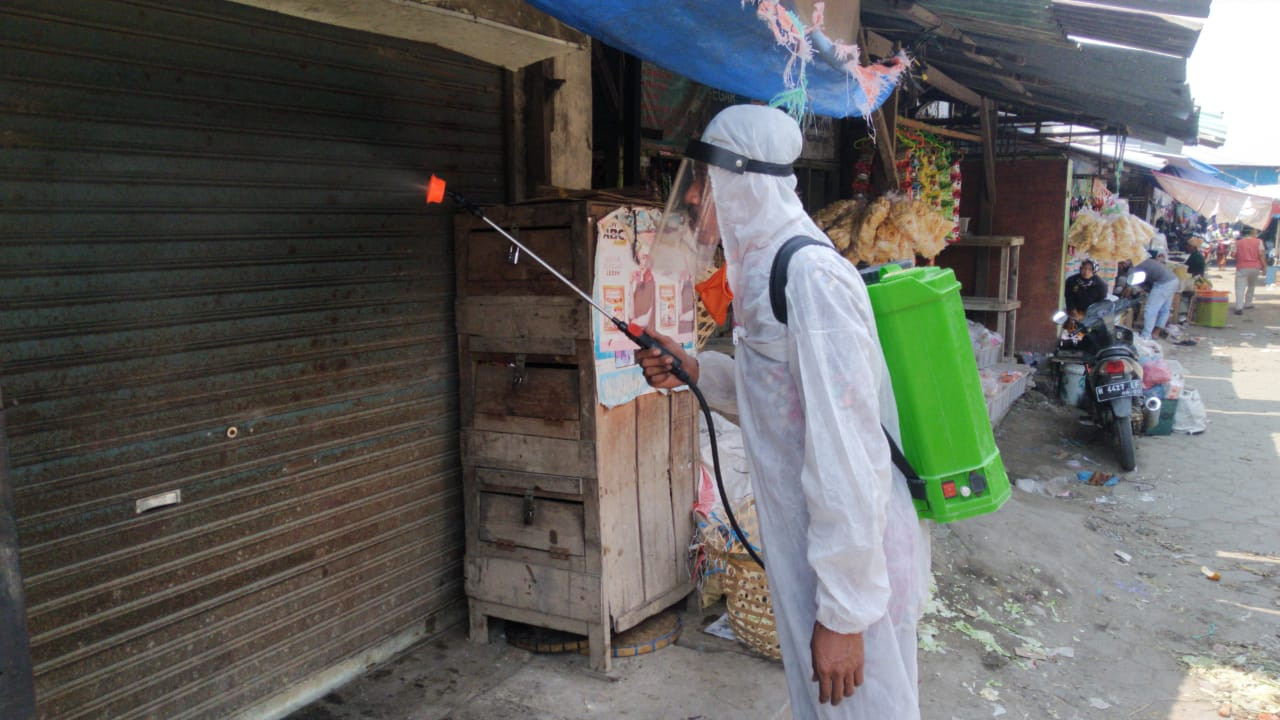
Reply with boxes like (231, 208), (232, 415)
(691, 106), (931, 719)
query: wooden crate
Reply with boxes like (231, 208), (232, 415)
(455, 200), (698, 672)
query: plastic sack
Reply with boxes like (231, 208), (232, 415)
(1134, 335), (1162, 364)
(697, 410), (752, 516)
(1173, 387), (1208, 434)
(978, 368), (1000, 397)
(1164, 359), (1186, 399)
(1141, 358), (1172, 389)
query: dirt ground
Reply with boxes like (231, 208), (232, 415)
(919, 266), (1280, 720)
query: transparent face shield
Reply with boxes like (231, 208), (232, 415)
(650, 157), (721, 281)
(651, 139), (795, 282)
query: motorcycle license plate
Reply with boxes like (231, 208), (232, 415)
(1095, 378), (1142, 402)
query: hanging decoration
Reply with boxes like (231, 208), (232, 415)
(747, 1), (910, 120)
(894, 126), (962, 243)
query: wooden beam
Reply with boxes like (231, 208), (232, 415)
(861, 29), (899, 191)
(978, 97), (998, 234)
(897, 117), (982, 144)
(866, 31), (982, 108)
(871, 106), (899, 190)
(895, 1), (976, 48)
(918, 64), (983, 108)
(863, 30), (894, 57)
(993, 73), (1030, 96)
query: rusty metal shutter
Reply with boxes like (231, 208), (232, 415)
(0, 1), (503, 717)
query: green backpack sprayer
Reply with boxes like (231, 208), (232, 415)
(770, 237), (1011, 524)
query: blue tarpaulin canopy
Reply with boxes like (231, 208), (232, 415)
(1159, 156), (1251, 190)
(523, 0), (903, 120)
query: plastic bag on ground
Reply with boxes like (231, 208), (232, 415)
(1173, 387), (1208, 434)
(1134, 335), (1162, 364)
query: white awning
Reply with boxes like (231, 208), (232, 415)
(1151, 171), (1276, 230)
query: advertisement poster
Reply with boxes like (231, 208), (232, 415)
(592, 206), (697, 407)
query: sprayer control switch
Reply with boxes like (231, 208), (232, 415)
(969, 472), (987, 495)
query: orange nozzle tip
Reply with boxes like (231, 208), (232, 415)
(426, 175), (446, 204)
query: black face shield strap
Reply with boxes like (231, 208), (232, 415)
(685, 139), (794, 177)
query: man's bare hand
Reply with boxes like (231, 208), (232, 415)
(635, 326), (698, 389)
(810, 622), (864, 706)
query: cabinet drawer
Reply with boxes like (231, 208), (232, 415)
(468, 353), (581, 440)
(477, 468), (582, 498)
(456, 296), (590, 341)
(478, 491), (585, 557)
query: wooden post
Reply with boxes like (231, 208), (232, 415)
(522, 59), (554, 195)
(859, 28), (898, 193)
(979, 97), (999, 234)
(622, 52), (642, 187)
(502, 70), (524, 204)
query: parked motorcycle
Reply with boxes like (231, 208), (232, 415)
(1053, 271), (1148, 471)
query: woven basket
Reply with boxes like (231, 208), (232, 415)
(701, 497), (780, 661)
(710, 546), (781, 661)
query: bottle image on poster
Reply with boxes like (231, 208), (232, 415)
(591, 206), (698, 407)
(658, 283), (677, 330)
(592, 207), (696, 353)
(678, 275), (695, 335)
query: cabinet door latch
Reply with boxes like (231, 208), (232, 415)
(523, 488), (536, 525)
(511, 354), (527, 388)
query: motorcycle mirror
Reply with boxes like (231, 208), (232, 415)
(1051, 310), (1069, 324)
(1130, 270), (1147, 285)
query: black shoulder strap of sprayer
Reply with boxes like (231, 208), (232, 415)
(769, 235), (928, 502)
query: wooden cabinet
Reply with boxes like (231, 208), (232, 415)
(454, 200), (698, 671)
(955, 234), (1023, 358)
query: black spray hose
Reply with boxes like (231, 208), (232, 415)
(686, 380), (767, 570)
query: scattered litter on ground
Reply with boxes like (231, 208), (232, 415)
(700, 613), (736, 641)
(1179, 654), (1280, 716)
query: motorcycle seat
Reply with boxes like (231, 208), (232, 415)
(1094, 345), (1137, 362)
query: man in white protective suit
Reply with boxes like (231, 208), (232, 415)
(637, 105), (931, 718)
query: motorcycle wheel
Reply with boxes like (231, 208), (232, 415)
(1114, 416), (1136, 471)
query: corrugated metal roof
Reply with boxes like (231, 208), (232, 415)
(1054, 3), (1201, 58)
(861, 0), (1209, 142)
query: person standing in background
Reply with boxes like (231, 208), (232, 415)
(1177, 235), (1208, 323)
(1216, 233), (1231, 270)
(1232, 228), (1265, 315)
(1120, 254), (1179, 339)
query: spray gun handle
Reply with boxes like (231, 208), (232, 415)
(615, 320), (693, 386)
(446, 189), (484, 217)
